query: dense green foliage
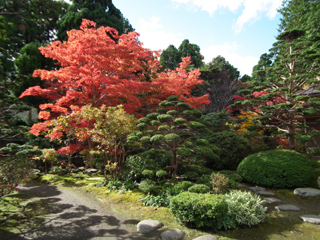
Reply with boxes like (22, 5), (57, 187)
(187, 184), (210, 193)
(57, 0), (134, 41)
(169, 192), (228, 229)
(205, 131), (252, 170)
(160, 39), (203, 70)
(128, 96), (220, 176)
(237, 150), (314, 188)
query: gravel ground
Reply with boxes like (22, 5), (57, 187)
(2, 184), (159, 240)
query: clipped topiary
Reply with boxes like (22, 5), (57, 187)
(169, 192), (228, 229)
(139, 179), (156, 192)
(156, 169), (167, 178)
(237, 150), (314, 188)
(188, 184), (210, 193)
(205, 131), (253, 170)
(142, 169), (154, 179)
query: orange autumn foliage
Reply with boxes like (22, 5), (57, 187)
(20, 19), (209, 138)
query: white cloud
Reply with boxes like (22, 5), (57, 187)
(171, 0), (282, 33)
(203, 42), (259, 76)
(138, 17), (183, 51)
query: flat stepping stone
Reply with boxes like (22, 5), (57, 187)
(249, 187), (266, 192)
(161, 229), (185, 240)
(275, 204), (301, 212)
(256, 191), (275, 196)
(193, 235), (219, 240)
(294, 188), (320, 197)
(300, 215), (320, 225)
(264, 198), (282, 204)
(137, 219), (164, 234)
(236, 183), (246, 188)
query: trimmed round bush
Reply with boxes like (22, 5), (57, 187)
(181, 181), (193, 190)
(206, 131), (253, 170)
(142, 169), (154, 179)
(237, 150), (314, 188)
(188, 184), (210, 193)
(156, 169), (167, 178)
(139, 179), (156, 192)
(169, 192), (228, 229)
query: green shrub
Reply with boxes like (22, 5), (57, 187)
(205, 131), (253, 170)
(181, 181), (193, 190)
(188, 184), (210, 193)
(150, 120), (161, 126)
(174, 118), (187, 124)
(167, 110), (179, 116)
(196, 175), (212, 188)
(156, 169), (167, 178)
(195, 139), (209, 146)
(169, 192), (228, 229)
(142, 169), (154, 179)
(146, 113), (159, 120)
(225, 190), (267, 227)
(237, 150), (314, 188)
(150, 134), (164, 143)
(182, 164), (213, 175)
(164, 133), (180, 142)
(228, 174), (243, 182)
(158, 125), (170, 131)
(182, 171), (198, 179)
(177, 147), (192, 157)
(157, 114), (173, 122)
(139, 179), (156, 193)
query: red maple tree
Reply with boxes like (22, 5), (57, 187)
(20, 19), (209, 154)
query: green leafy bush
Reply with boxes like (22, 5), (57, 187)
(182, 164), (213, 175)
(169, 192), (228, 229)
(237, 150), (314, 188)
(156, 169), (167, 178)
(188, 184), (210, 193)
(225, 190), (267, 227)
(182, 171), (198, 179)
(196, 175), (212, 188)
(140, 192), (172, 207)
(139, 179), (156, 193)
(181, 181), (193, 190)
(205, 131), (253, 170)
(142, 169), (154, 179)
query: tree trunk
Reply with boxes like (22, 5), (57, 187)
(288, 124), (296, 150)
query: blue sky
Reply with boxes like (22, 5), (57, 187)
(112, 0), (283, 77)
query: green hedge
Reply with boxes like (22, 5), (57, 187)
(237, 150), (314, 188)
(169, 192), (228, 229)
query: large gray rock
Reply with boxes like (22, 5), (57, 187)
(137, 219), (164, 234)
(300, 215), (320, 225)
(275, 204), (301, 212)
(193, 235), (219, 240)
(294, 188), (320, 197)
(161, 229), (185, 240)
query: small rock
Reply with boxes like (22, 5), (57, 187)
(137, 220), (164, 234)
(263, 198), (282, 204)
(85, 168), (98, 173)
(294, 188), (320, 197)
(275, 204), (301, 212)
(236, 183), (246, 188)
(256, 191), (275, 196)
(193, 235), (219, 240)
(249, 187), (266, 192)
(300, 215), (320, 225)
(161, 229), (185, 240)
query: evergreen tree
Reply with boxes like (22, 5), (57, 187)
(234, 0), (320, 150)
(57, 0), (134, 41)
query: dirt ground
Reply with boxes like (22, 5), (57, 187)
(1, 184), (160, 240)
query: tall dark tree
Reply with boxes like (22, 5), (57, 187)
(57, 0), (134, 41)
(159, 45), (181, 70)
(160, 39), (204, 70)
(251, 53), (273, 81)
(234, 0), (320, 150)
(195, 56), (240, 112)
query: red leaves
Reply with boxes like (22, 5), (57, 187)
(56, 144), (86, 155)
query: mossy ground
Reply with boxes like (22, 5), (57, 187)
(1, 173), (320, 240)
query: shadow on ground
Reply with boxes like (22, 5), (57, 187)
(0, 184), (155, 240)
